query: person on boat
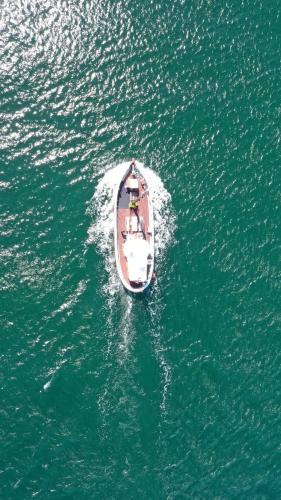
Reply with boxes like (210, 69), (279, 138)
(129, 199), (139, 211)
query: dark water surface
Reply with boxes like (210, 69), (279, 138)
(1, 0), (281, 497)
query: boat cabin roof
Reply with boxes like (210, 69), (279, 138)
(126, 178), (139, 191)
(123, 239), (150, 283)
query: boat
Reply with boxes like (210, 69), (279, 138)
(114, 160), (154, 293)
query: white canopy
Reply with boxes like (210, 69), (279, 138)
(123, 239), (150, 283)
(127, 178), (139, 190)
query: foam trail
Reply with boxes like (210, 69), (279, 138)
(51, 279), (87, 317)
(104, 291), (134, 360)
(147, 283), (172, 413)
(42, 359), (67, 391)
(118, 293), (134, 357)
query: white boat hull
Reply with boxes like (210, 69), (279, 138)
(114, 162), (154, 293)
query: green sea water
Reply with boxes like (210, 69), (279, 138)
(1, 0), (281, 498)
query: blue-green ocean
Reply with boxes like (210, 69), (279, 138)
(1, 0), (281, 498)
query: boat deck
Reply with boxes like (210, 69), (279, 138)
(116, 171), (152, 290)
